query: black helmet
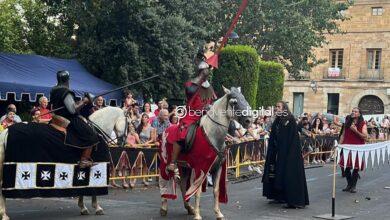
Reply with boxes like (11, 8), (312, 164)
(56, 70), (70, 84)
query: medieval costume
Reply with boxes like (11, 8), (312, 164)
(50, 70), (99, 168)
(262, 112), (309, 208)
(166, 59), (216, 175)
(339, 112), (367, 193)
(173, 71), (216, 146)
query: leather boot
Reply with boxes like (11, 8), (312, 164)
(349, 170), (359, 193)
(342, 168), (352, 192)
(79, 148), (97, 168)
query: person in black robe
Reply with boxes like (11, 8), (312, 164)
(262, 101), (309, 208)
(50, 70), (99, 168)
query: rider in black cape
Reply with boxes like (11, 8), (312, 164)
(262, 101), (309, 208)
(50, 70), (99, 168)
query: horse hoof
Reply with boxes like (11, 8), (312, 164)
(185, 206), (195, 215)
(160, 208), (168, 217)
(80, 208), (90, 215)
(95, 209), (105, 215)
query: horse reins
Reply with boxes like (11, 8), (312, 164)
(88, 114), (130, 147)
(206, 97), (231, 129)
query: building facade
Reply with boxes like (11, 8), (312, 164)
(283, 0), (390, 116)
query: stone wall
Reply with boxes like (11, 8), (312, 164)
(283, 0), (390, 116)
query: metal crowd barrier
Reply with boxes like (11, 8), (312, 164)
(107, 135), (342, 183)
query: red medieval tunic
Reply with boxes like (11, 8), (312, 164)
(339, 120), (366, 171)
(171, 80), (216, 142)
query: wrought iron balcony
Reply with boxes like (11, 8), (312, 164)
(287, 71), (310, 80)
(323, 67), (345, 80)
(359, 68), (384, 81)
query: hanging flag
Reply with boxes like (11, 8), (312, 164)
(351, 150), (357, 170)
(357, 151), (364, 170)
(338, 141), (390, 170)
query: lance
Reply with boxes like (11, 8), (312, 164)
(38, 74), (159, 117)
(206, 0), (248, 68)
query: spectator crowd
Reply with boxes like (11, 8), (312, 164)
(1, 93), (390, 187)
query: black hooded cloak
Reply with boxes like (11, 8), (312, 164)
(262, 115), (309, 206)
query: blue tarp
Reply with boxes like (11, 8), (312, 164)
(0, 53), (121, 105)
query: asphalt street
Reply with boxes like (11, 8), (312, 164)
(5, 164), (390, 220)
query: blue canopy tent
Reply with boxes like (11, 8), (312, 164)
(0, 53), (121, 106)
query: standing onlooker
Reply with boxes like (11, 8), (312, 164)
(297, 117), (310, 134)
(311, 118), (324, 134)
(367, 118), (379, 139)
(31, 107), (41, 123)
(154, 100), (163, 117)
(169, 114), (179, 125)
(264, 116), (272, 133)
(123, 90), (136, 111)
(1, 109), (16, 129)
(339, 107), (367, 193)
(0, 104), (22, 123)
(137, 113), (156, 145)
(151, 109), (170, 141)
(381, 115), (389, 140)
(143, 102), (155, 118)
(90, 96), (106, 114)
(127, 105), (141, 128)
(37, 96), (52, 123)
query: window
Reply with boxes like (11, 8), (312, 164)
(293, 93), (304, 117)
(329, 49), (343, 69)
(367, 49), (381, 70)
(372, 7), (384, 16)
(327, 94), (339, 115)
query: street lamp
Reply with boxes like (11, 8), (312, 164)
(310, 80), (318, 93)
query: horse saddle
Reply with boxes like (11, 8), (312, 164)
(50, 115), (70, 133)
(183, 121), (200, 153)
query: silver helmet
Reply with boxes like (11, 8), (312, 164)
(197, 61), (209, 70)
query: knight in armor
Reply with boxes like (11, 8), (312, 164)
(166, 52), (217, 174)
(50, 70), (99, 168)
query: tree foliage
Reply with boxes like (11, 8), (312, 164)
(213, 45), (259, 108)
(257, 61), (284, 108)
(0, 0), (73, 57)
(220, 0), (351, 78)
(58, 0), (225, 100)
(0, 0), (351, 100)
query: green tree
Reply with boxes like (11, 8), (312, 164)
(66, 0), (225, 100)
(213, 45), (260, 108)
(0, 0), (30, 53)
(0, 0), (73, 57)
(219, 0), (351, 78)
(257, 61), (284, 108)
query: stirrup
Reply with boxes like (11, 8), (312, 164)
(78, 158), (98, 169)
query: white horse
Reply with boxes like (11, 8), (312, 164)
(0, 106), (127, 219)
(160, 87), (252, 220)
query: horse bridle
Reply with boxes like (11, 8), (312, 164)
(206, 96), (234, 129)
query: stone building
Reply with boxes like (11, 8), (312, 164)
(283, 0), (390, 116)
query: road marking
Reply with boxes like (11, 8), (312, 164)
(307, 177), (318, 182)
(33, 197), (149, 206)
(201, 194), (213, 198)
(328, 172), (340, 177)
(8, 209), (41, 214)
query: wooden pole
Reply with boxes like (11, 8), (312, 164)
(332, 148), (337, 217)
